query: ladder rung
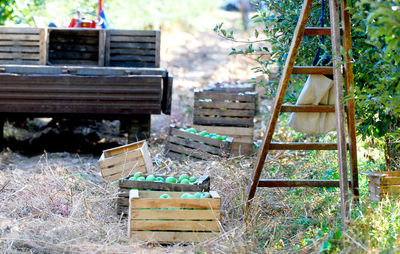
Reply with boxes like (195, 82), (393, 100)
(280, 104), (335, 112)
(292, 66), (333, 75)
(304, 27), (343, 36)
(258, 179), (341, 188)
(269, 142), (338, 150)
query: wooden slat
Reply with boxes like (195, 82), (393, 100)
(131, 220), (219, 232)
(155, 31), (160, 68)
(109, 62), (156, 68)
(109, 30), (158, 36)
(48, 59), (98, 65)
(0, 34), (40, 41)
(130, 231), (218, 243)
(292, 66), (333, 74)
(167, 136), (223, 155)
(0, 47), (40, 53)
(195, 92), (256, 102)
(165, 143), (215, 160)
(110, 55), (155, 62)
(170, 127), (228, 147)
(131, 209), (220, 220)
(304, 27), (331, 36)
(194, 116), (253, 127)
(39, 28), (47, 65)
(103, 141), (146, 157)
(192, 125), (254, 136)
(269, 142), (338, 150)
(0, 27), (41, 34)
(98, 148), (143, 168)
(0, 86), (161, 94)
(194, 108), (254, 117)
(110, 42), (156, 49)
(194, 101), (255, 110)
(110, 48), (155, 55)
(110, 36), (157, 43)
(0, 41), (39, 46)
(0, 53), (39, 60)
(0, 93), (160, 101)
(98, 29), (105, 66)
(131, 198), (221, 210)
(280, 104), (335, 112)
(0, 60), (38, 64)
(258, 179), (341, 187)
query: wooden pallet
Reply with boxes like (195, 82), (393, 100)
(0, 27), (46, 65)
(164, 126), (233, 161)
(362, 171), (400, 202)
(193, 90), (256, 127)
(47, 28), (105, 66)
(105, 30), (160, 68)
(193, 125), (254, 155)
(117, 175), (210, 214)
(128, 190), (221, 243)
(98, 140), (153, 181)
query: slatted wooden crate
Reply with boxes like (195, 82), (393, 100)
(117, 174), (210, 214)
(206, 81), (256, 93)
(0, 27), (46, 65)
(193, 90), (256, 127)
(362, 171), (400, 202)
(47, 28), (105, 66)
(105, 30), (160, 68)
(128, 190), (221, 243)
(98, 140), (152, 181)
(193, 125), (254, 155)
(164, 126), (233, 160)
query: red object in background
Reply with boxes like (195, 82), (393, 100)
(68, 18), (97, 28)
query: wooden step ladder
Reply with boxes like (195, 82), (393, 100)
(245, 0), (359, 228)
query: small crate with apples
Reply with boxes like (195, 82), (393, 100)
(117, 172), (211, 215)
(128, 190), (221, 243)
(98, 140), (152, 181)
(164, 126), (233, 161)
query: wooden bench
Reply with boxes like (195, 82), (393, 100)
(0, 27), (173, 146)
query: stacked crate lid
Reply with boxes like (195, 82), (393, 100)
(98, 140), (153, 181)
(0, 27), (46, 65)
(193, 83), (257, 155)
(164, 125), (233, 161)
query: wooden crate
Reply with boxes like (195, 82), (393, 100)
(193, 125), (254, 155)
(105, 30), (160, 68)
(164, 126), (233, 160)
(193, 90), (256, 127)
(47, 28), (105, 66)
(205, 81), (256, 93)
(362, 171), (400, 202)
(98, 140), (152, 181)
(128, 190), (221, 243)
(0, 27), (46, 65)
(117, 174), (210, 214)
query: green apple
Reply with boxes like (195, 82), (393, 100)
(180, 179), (190, 184)
(186, 128), (197, 133)
(180, 193), (193, 199)
(189, 176), (197, 183)
(134, 172), (143, 178)
(198, 130), (208, 136)
(193, 192), (202, 199)
(155, 177), (165, 182)
(137, 176), (146, 181)
(160, 194), (171, 199)
(128, 176), (137, 181)
(146, 175), (156, 182)
(165, 176), (177, 183)
(178, 174), (189, 182)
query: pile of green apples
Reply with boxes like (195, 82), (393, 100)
(179, 127), (227, 141)
(159, 192), (211, 199)
(128, 172), (197, 185)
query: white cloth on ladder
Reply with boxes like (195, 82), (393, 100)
(288, 74), (336, 135)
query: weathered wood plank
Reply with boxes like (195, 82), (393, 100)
(194, 108), (255, 117)
(110, 36), (158, 43)
(0, 34), (40, 41)
(0, 47), (40, 53)
(110, 42), (156, 49)
(109, 30), (158, 36)
(167, 135), (223, 155)
(130, 231), (219, 243)
(130, 220), (219, 232)
(194, 101), (256, 110)
(194, 116), (254, 127)
(131, 198), (220, 210)
(0, 53), (39, 60)
(131, 209), (219, 220)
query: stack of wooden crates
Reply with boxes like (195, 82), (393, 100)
(193, 83), (257, 155)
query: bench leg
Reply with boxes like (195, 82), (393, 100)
(121, 115), (151, 143)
